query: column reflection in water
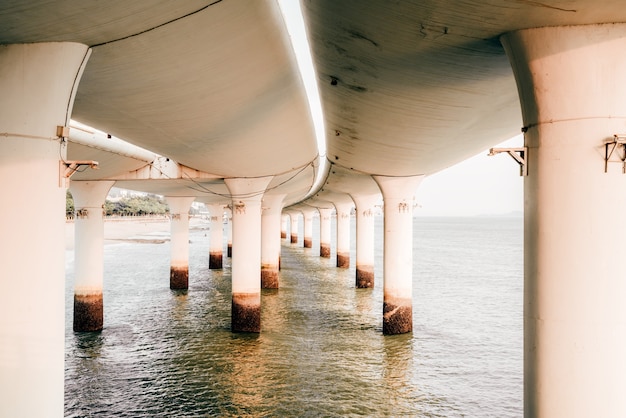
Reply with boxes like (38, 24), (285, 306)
(65, 216), (522, 417)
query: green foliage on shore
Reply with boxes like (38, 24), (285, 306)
(66, 191), (169, 217)
(105, 195), (169, 216)
(66, 190), (74, 215)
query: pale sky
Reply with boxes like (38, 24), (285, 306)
(415, 135), (524, 217)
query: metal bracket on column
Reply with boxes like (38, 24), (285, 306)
(488, 147), (527, 176)
(59, 160), (99, 187)
(604, 135), (626, 173)
(61, 160), (99, 179)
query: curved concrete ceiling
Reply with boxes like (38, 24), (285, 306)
(72, 1), (318, 179)
(1, 0), (319, 202)
(293, 0), (626, 208)
(3, 0), (626, 207)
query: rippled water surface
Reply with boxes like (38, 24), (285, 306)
(65, 216), (522, 417)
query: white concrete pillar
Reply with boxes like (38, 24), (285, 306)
(0, 42), (90, 418)
(261, 194), (285, 289)
(302, 208), (316, 248)
(165, 196), (195, 289)
(206, 203), (224, 269)
(70, 180), (115, 331)
(502, 24), (626, 418)
(281, 214), (288, 240)
(290, 212), (300, 244)
(373, 175), (423, 335)
(318, 208), (333, 258)
(226, 208), (233, 258)
(334, 201), (354, 268)
(224, 176), (273, 332)
(351, 194), (379, 288)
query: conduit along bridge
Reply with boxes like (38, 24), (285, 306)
(2, 1), (626, 416)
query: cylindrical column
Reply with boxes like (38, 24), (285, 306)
(318, 208), (333, 258)
(261, 194), (285, 289)
(302, 208), (315, 248)
(70, 180), (115, 331)
(207, 203), (224, 269)
(225, 176), (273, 333)
(373, 175), (423, 335)
(226, 208), (232, 258)
(351, 194), (380, 288)
(290, 212), (300, 244)
(165, 196), (195, 289)
(0, 42), (90, 418)
(334, 201), (354, 268)
(281, 214), (288, 239)
(502, 24), (626, 418)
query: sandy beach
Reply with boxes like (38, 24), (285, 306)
(65, 217), (208, 250)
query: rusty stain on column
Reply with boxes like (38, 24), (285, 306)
(373, 175), (423, 336)
(170, 266), (188, 290)
(207, 204), (224, 270)
(232, 293), (261, 333)
(73, 293), (103, 332)
(383, 297), (412, 334)
(225, 176), (272, 333)
(352, 195), (378, 289)
(356, 266), (375, 288)
(318, 208), (333, 259)
(290, 212), (299, 244)
(337, 252), (350, 268)
(209, 252), (223, 269)
(281, 214), (288, 239)
(261, 265), (279, 289)
(335, 202), (353, 269)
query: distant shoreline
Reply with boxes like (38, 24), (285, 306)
(65, 216), (207, 251)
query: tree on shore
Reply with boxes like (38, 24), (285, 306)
(66, 192), (169, 217)
(66, 190), (75, 217)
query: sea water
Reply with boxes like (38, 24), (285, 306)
(64, 216), (522, 417)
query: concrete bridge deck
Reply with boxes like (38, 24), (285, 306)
(3, 1), (626, 416)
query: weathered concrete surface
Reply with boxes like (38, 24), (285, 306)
(382, 297), (412, 335)
(232, 293), (261, 333)
(73, 293), (104, 332)
(170, 266), (188, 290)
(261, 266), (279, 289)
(356, 266), (374, 289)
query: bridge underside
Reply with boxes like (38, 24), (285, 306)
(2, 1), (626, 417)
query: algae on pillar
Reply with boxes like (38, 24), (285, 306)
(165, 196), (195, 290)
(281, 214), (288, 239)
(225, 176), (273, 332)
(318, 207), (333, 258)
(71, 180), (115, 332)
(207, 203), (225, 269)
(351, 194), (379, 289)
(373, 175), (423, 335)
(289, 211), (300, 244)
(302, 208), (316, 248)
(226, 207), (232, 258)
(261, 194), (285, 289)
(334, 201), (353, 269)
